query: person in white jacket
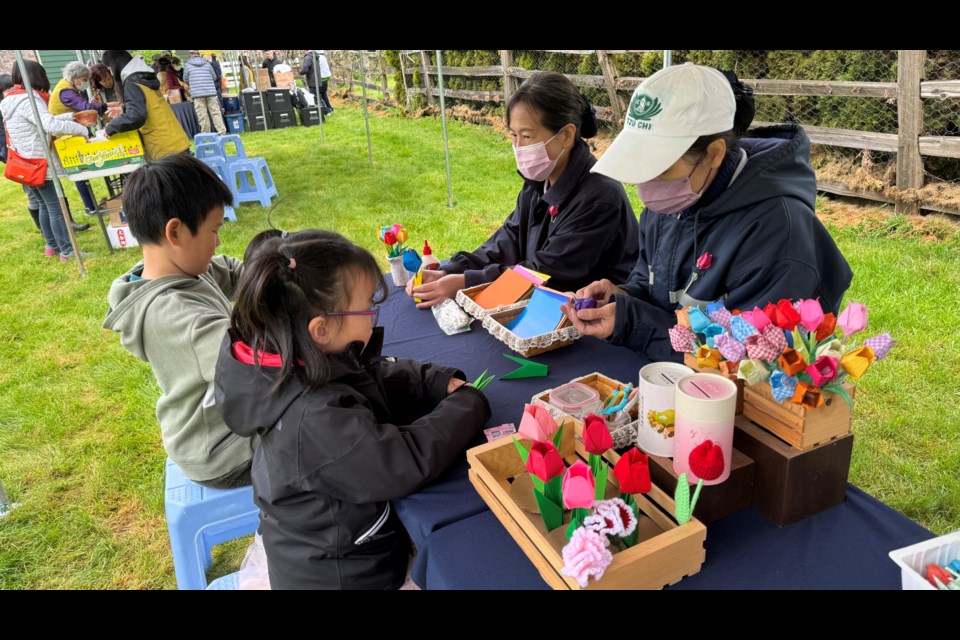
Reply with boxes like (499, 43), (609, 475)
(1, 60), (89, 260)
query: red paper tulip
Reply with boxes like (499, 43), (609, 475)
(612, 448), (651, 494)
(525, 441), (565, 482)
(583, 414), (613, 455)
(696, 252), (713, 270)
(816, 313), (837, 342)
(774, 299), (801, 331)
(688, 440), (725, 481)
(763, 302), (778, 324)
(383, 230), (397, 246)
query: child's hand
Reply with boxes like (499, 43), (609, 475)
(447, 377), (468, 394)
(405, 268), (446, 297)
(411, 274), (465, 309)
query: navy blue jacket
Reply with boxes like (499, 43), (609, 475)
(611, 125), (852, 362)
(440, 139), (640, 293)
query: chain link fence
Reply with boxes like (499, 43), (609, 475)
(324, 50), (960, 214)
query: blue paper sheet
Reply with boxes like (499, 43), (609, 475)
(505, 288), (571, 339)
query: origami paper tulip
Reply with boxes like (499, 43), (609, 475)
(730, 315), (759, 343)
(815, 339), (844, 362)
(525, 440), (566, 482)
(706, 300), (726, 314)
(688, 307), (712, 334)
(806, 355), (839, 387)
(518, 403), (559, 442)
(769, 371), (798, 403)
(669, 324), (697, 353)
(742, 307), (771, 331)
(714, 334), (746, 363)
(763, 302), (778, 324)
(840, 345), (875, 380)
(688, 440), (725, 481)
(762, 323), (788, 354)
(778, 348), (806, 376)
(738, 359), (770, 385)
(745, 334), (780, 362)
(774, 299), (801, 331)
(837, 302), (869, 337)
(382, 230), (397, 246)
(791, 382), (825, 409)
(863, 333), (895, 360)
(719, 360), (740, 376)
(675, 308), (691, 329)
(799, 298), (824, 334)
(395, 227), (408, 244)
(696, 345), (722, 369)
(816, 313), (837, 342)
(583, 414), (613, 455)
(709, 307), (732, 331)
(703, 323), (726, 348)
(696, 252), (713, 270)
(613, 448), (651, 494)
(562, 461), (596, 510)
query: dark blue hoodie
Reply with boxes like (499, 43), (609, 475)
(611, 124), (852, 362)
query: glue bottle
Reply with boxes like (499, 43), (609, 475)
(421, 240), (440, 270)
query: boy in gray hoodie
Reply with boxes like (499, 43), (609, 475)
(103, 155), (254, 488)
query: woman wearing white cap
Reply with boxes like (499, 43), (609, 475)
(563, 63), (852, 361)
(408, 71), (639, 307)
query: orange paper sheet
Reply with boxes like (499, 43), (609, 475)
(472, 268), (534, 310)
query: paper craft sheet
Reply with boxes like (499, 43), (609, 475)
(505, 287), (572, 339)
(472, 268), (534, 310)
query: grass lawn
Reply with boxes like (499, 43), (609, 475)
(0, 99), (957, 589)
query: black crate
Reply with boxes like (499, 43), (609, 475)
(241, 91), (264, 114)
(265, 88), (293, 113)
(246, 112), (268, 132)
(271, 109), (296, 129)
(298, 107), (322, 127)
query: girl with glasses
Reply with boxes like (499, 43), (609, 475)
(215, 229), (491, 589)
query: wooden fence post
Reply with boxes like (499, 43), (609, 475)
(500, 50), (515, 103)
(596, 50), (624, 126)
(377, 51), (389, 102)
(896, 50), (926, 215)
(398, 51), (412, 109)
(420, 50), (436, 107)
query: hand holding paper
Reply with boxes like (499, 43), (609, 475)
(574, 279), (623, 305)
(561, 301), (616, 340)
(410, 274), (465, 309)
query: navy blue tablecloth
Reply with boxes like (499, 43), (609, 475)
(380, 285), (933, 589)
(171, 102), (201, 140)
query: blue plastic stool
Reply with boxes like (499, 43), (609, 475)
(218, 134), (249, 164)
(194, 133), (219, 147)
(195, 142), (225, 161)
(225, 159), (278, 207)
(200, 157), (250, 211)
(164, 459), (258, 590)
(223, 203), (237, 222)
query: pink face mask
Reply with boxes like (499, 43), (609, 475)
(637, 162), (713, 214)
(514, 129), (565, 182)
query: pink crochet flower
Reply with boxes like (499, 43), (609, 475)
(584, 498), (638, 538)
(561, 527), (613, 588)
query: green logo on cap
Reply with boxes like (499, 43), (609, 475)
(628, 93), (662, 122)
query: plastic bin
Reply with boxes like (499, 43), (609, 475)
(888, 530), (960, 590)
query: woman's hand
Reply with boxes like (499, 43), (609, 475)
(411, 274), (465, 309)
(576, 279), (624, 305)
(446, 377), (467, 394)
(404, 268), (446, 296)
(561, 301), (617, 340)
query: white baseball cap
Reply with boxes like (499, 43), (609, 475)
(592, 63), (736, 184)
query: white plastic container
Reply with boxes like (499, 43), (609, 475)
(888, 530), (960, 590)
(548, 382), (601, 420)
(672, 374), (738, 485)
(636, 362), (693, 458)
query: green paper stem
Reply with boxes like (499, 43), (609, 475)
(689, 479), (705, 515)
(566, 507), (588, 540)
(552, 422), (565, 451)
(544, 475), (563, 506)
(619, 493), (640, 547)
(533, 489), (564, 532)
(594, 462), (608, 502)
(823, 382), (854, 411)
(674, 473), (691, 525)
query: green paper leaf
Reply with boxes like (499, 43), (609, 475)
(512, 437), (529, 465)
(552, 422), (565, 451)
(761, 359), (777, 372)
(674, 473), (691, 525)
(500, 354), (549, 380)
(594, 463), (608, 502)
(796, 371), (813, 384)
(531, 474), (545, 494)
(545, 475), (563, 505)
(533, 489), (564, 532)
(823, 382), (854, 411)
(622, 494), (640, 547)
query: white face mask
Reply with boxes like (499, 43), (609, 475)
(77, 80), (90, 91)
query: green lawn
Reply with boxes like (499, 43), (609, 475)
(0, 101), (957, 589)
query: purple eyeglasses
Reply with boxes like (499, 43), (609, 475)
(323, 304), (381, 326)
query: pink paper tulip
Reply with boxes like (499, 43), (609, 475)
(806, 355), (838, 386)
(799, 298), (824, 334)
(837, 302), (869, 336)
(562, 461), (596, 509)
(742, 307), (771, 331)
(518, 403), (559, 442)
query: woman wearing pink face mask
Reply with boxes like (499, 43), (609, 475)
(563, 63), (852, 362)
(407, 71), (639, 308)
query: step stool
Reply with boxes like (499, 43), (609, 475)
(164, 459), (259, 590)
(193, 133), (219, 147)
(195, 142), (225, 161)
(225, 159), (278, 207)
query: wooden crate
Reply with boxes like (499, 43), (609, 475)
(467, 425), (706, 590)
(455, 283), (528, 321)
(742, 381), (854, 451)
(482, 307), (578, 358)
(683, 353), (744, 415)
(734, 416), (853, 526)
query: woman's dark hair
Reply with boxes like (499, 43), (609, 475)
(506, 71), (598, 139)
(101, 50), (133, 101)
(89, 64), (113, 91)
(0, 74), (13, 99)
(231, 230), (388, 395)
(243, 228), (284, 264)
(10, 60), (50, 93)
(682, 69), (756, 163)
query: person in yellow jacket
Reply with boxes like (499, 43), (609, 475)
(103, 52), (189, 161)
